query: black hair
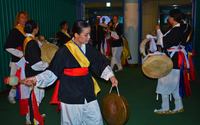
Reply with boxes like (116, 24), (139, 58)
(60, 21), (68, 29)
(113, 15), (119, 19)
(72, 20), (90, 36)
(169, 9), (183, 23)
(24, 20), (38, 33)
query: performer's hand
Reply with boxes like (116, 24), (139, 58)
(155, 25), (160, 30)
(110, 76), (118, 87)
(21, 76), (37, 87)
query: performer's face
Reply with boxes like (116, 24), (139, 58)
(108, 22), (113, 27)
(18, 13), (28, 25)
(168, 16), (174, 25)
(76, 27), (91, 44)
(33, 26), (39, 36)
(113, 16), (118, 24)
(62, 24), (68, 31)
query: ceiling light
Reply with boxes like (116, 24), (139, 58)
(106, 2), (111, 7)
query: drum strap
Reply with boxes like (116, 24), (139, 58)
(109, 86), (120, 96)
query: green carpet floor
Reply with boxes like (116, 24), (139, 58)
(0, 66), (200, 125)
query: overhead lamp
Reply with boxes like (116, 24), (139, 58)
(106, 2), (111, 7)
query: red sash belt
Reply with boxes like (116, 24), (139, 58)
(16, 46), (22, 51)
(50, 67), (89, 111)
(63, 67), (88, 76)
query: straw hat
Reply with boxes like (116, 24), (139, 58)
(142, 54), (173, 79)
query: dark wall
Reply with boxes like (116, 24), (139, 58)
(194, 0), (200, 77)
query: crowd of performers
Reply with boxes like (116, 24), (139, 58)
(3, 8), (195, 125)
(4, 11), (121, 125)
(5, 11), (50, 124)
(90, 16), (131, 71)
(144, 9), (195, 114)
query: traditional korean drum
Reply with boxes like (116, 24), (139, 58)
(140, 38), (150, 57)
(140, 39), (173, 79)
(142, 53), (173, 79)
(41, 42), (58, 64)
(102, 87), (129, 125)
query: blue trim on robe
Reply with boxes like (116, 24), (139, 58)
(179, 65), (185, 98)
(16, 87), (20, 100)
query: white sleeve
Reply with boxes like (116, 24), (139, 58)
(100, 66), (114, 81)
(149, 38), (157, 52)
(111, 31), (119, 40)
(6, 48), (23, 58)
(146, 34), (157, 40)
(31, 61), (49, 71)
(35, 70), (57, 88)
(156, 29), (164, 48)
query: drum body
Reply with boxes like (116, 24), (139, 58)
(41, 42), (58, 63)
(140, 38), (173, 78)
(140, 38), (150, 57)
(142, 54), (173, 78)
(102, 93), (128, 125)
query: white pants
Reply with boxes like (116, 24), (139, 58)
(111, 47), (123, 70)
(9, 61), (30, 99)
(159, 88), (183, 111)
(61, 100), (103, 125)
(9, 62), (18, 76)
(8, 62), (18, 98)
(156, 69), (183, 110)
(34, 87), (45, 105)
(156, 69), (180, 95)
